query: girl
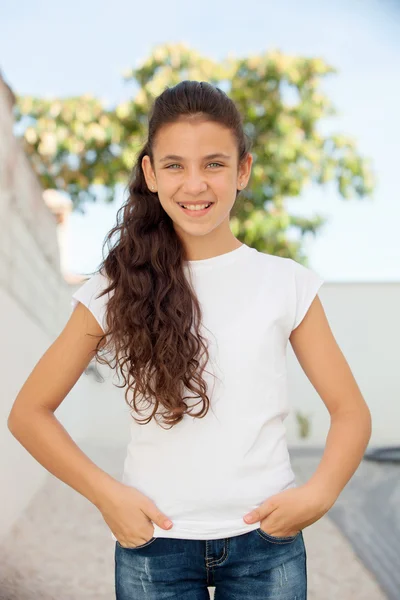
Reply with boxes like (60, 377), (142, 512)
(8, 80), (372, 599)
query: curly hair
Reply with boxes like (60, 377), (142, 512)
(91, 80), (252, 429)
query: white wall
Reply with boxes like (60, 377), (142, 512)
(0, 74), (131, 544)
(285, 281), (400, 446)
(0, 74), (92, 544)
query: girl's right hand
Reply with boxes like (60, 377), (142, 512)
(97, 481), (173, 548)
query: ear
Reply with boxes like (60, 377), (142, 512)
(237, 152), (253, 188)
(142, 155), (157, 192)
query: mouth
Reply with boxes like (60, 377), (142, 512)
(177, 202), (214, 217)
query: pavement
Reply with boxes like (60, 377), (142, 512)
(0, 443), (389, 599)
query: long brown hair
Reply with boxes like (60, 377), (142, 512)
(92, 80), (252, 429)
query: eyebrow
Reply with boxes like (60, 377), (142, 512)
(158, 153), (232, 163)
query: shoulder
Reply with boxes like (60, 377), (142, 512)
(250, 249), (295, 282)
(70, 269), (113, 332)
(253, 250), (322, 282)
(250, 250), (324, 332)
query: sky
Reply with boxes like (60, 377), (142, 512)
(1, 0), (400, 281)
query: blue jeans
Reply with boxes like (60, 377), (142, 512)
(115, 528), (307, 599)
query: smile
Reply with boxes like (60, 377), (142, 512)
(177, 203), (214, 217)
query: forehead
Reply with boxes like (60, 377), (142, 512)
(153, 119), (236, 158)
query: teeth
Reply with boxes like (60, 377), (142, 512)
(179, 203), (212, 211)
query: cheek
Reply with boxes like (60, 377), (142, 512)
(217, 177), (239, 203)
(215, 174), (237, 201)
(157, 197), (174, 217)
(159, 182), (181, 203)
(215, 173), (235, 188)
(156, 178), (176, 199)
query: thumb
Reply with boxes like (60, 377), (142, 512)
(244, 497), (278, 523)
(145, 501), (173, 530)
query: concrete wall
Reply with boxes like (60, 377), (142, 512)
(0, 74), (97, 543)
(0, 73), (129, 545)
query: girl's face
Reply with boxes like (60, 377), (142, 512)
(142, 119), (252, 239)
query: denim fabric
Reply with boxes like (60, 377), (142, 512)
(115, 528), (307, 599)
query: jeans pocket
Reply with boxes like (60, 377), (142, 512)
(116, 537), (157, 550)
(255, 527), (301, 544)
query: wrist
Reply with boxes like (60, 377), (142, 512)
(303, 480), (337, 512)
(91, 472), (123, 511)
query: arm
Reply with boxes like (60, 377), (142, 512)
(289, 295), (372, 510)
(7, 302), (119, 510)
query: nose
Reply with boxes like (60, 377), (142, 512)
(181, 169), (208, 196)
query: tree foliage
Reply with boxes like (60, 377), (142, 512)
(13, 42), (375, 262)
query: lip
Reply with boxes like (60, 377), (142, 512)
(177, 202), (214, 217)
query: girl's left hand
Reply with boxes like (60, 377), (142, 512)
(243, 484), (334, 537)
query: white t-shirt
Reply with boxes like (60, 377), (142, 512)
(71, 243), (324, 541)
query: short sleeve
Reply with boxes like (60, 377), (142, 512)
(290, 259), (324, 331)
(70, 270), (112, 332)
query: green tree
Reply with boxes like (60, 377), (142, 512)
(13, 42), (375, 262)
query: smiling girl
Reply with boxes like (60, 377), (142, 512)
(8, 80), (372, 599)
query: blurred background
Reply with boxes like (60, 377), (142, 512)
(1, 0), (399, 598)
